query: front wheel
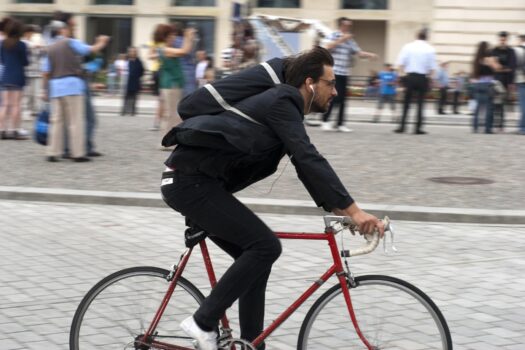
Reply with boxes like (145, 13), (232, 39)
(69, 266), (205, 350)
(298, 275), (452, 350)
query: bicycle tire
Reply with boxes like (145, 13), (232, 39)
(297, 275), (452, 350)
(69, 266), (205, 350)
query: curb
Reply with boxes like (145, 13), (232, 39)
(1, 186), (524, 224)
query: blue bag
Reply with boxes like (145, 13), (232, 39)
(34, 105), (50, 146)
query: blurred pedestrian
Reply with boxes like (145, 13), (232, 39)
(514, 34), (525, 135)
(451, 71), (466, 114)
(471, 41), (501, 134)
(395, 29), (437, 134)
(364, 70), (379, 99)
(115, 53), (128, 96)
(491, 31), (516, 131)
(203, 56), (215, 84)
(492, 80), (506, 124)
(435, 61), (450, 114)
(373, 63), (397, 122)
(173, 22), (197, 96)
(321, 17), (377, 132)
(121, 47), (144, 116)
(42, 14), (109, 162)
(0, 18), (29, 140)
(220, 31), (243, 79)
(148, 36), (164, 131)
(239, 20), (260, 71)
(106, 56), (118, 95)
(152, 23), (195, 149)
(21, 24), (42, 117)
(195, 49), (209, 87)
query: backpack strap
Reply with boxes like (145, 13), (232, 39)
(203, 83), (263, 125)
(260, 61), (281, 85)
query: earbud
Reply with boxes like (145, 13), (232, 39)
(309, 84), (315, 94)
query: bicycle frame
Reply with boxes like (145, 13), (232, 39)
(141, 229), (375, 350)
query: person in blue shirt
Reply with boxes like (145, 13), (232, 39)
(435, 61), (450, 114)
(172, 22), (197, 97)
(41, 14), (109, 162)
(374, 63), (398, 122)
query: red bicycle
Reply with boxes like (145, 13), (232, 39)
(69, 216), (452, 349)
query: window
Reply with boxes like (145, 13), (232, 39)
(10, 14), (49, 28)
(171, 0), (215, 5)
(92, 0), (133, 5)
(13, 0), (53, 3)
(170, 17), (216, 59)
(256, 0), (300, 8)
(341, 0), (387, 9)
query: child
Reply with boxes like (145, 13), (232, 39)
(374, 63), (397, 122)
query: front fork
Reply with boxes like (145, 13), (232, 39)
(336, 271), (375, 350)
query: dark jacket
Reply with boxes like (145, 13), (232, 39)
(491, 46), (516, 86)
(0, 40), (29, 87)
(163, 58), (353, 212)
(126, 58), (144, 93)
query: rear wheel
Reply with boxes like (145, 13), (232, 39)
(70, 266), (205, 350)
(298, 275), (452, 349)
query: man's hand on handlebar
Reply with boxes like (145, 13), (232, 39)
(334, 203), (385, 237)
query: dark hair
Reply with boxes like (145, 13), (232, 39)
(472, 41), (490, 79)
(55, 11), (73, 26)
(0, 17), (6, 32)
(171, 22), (184, 37)
(2, 18), (23, 49)
(337, 17), (351, 27)
(24, 24), (39, 34)
(417, 29), (428, 40)
(283, 46), (334, 88)
(153, 23), (173, 44)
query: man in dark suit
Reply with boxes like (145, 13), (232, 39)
(160, 47), (385, 350)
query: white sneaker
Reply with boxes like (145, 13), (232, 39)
(321, 122), (335, 131)
(337, 125), (353, 133)
(180, 316), (218, 350)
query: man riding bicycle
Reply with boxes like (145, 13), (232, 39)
(160, 46), (385, 350)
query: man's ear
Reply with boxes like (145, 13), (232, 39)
(305, 77), (314, 88)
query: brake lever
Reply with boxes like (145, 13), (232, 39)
(383, 220), (398, 254)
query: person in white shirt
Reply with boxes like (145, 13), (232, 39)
(195, 50), (208, 88)
(114, 53), (128, 96)
(395, 29), (437, 134)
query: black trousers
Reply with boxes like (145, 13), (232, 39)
(323, 74), (348, 126)
(452, 91), (461, 114)
(161, 171), (281, 348)
(400, 73), (428, 132)
(437, 87), (447, 113)
(122, 91), (138, 115)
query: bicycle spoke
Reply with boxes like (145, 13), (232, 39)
(70, 267), (205, 350)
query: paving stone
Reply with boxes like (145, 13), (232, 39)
(1, 200), (525, 349)
(2, 98), (525, 212)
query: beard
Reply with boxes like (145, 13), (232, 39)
(309, 97), (331, 113)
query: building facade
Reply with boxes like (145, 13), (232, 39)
(1, 0), (524, 76)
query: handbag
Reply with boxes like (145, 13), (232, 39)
(34, 104), (50, 146)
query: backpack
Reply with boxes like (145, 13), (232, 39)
(34, 104), (50, 146)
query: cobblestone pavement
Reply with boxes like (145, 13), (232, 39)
(1, 200), (524, 349)
(2, 96), (524, 210)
